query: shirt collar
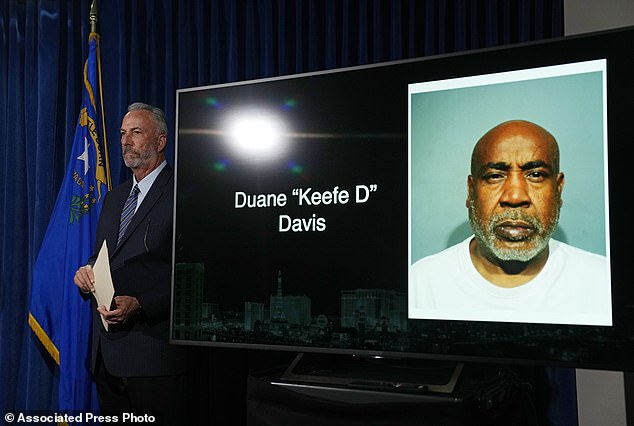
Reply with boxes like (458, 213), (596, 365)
(133, 160), (167, 198)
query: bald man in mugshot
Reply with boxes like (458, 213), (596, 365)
(410, 120), (611, 326)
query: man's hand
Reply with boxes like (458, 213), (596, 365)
(97, 296), (141, 326)
(74, 265), (95, 293)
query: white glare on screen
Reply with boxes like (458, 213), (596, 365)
(226, 111), (287, 159)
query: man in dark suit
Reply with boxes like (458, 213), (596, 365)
(74, 103), (188, 424)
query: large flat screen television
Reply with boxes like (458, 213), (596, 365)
(171, 26), (634, 371)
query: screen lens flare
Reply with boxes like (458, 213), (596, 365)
(227, 112), (287, 160)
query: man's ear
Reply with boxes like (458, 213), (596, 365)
(466, 175), (474, 208)
(557, 172), (565, 207)
(157, 134), (167, 153)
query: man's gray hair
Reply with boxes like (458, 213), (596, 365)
(127, 102), (168, 136)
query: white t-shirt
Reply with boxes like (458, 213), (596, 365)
(409, 237), (612, 326)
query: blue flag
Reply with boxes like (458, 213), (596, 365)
(29, 32), (110, 419)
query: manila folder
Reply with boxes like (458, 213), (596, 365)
(92, 240), (115, 331)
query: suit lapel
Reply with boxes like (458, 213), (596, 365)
(112, 166), (172, 255)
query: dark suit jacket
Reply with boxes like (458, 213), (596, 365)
(89, 165), (187, 377)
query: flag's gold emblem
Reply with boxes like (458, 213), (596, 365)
(69, 57), (107, 224)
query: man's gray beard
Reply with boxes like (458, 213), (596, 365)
(123, 147), (154, 169)
(468, 201), (559, 262)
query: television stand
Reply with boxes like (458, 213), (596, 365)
(249, 353), (541, 425)
(273, 352), (464, 396)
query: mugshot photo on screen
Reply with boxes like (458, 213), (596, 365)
(407, 60), (612, 326)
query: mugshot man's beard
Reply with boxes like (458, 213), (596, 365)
(468, 202), (559, 263)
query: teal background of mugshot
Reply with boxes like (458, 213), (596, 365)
(410, 70), (607, 263)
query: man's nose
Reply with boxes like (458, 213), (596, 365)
(499, 172), (530, 208)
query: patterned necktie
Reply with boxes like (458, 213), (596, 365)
(117, 184), (140, 247)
